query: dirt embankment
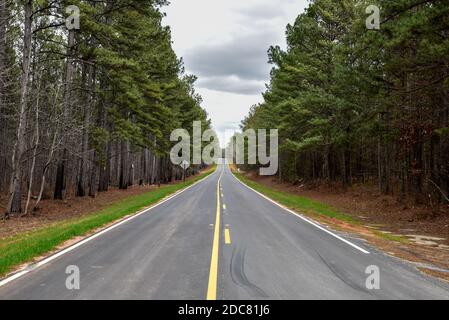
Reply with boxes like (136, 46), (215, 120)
(247, 172), (449, 241)
(0, 185), (157, 239)
(243, 171), (449, 280)
(0, 168), (213, 239)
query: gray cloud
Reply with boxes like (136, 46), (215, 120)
(215, 121), (242, 133)
(184, 32), (274, 94)
(197, 76), (265, 95)
(185, 33), (273, 81)
(236, 3), (286, 21)
(164, 0), (308, 140)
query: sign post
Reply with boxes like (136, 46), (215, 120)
(180, 160), (190, 182)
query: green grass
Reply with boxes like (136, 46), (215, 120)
(232, 171), (356, 224)
(372, 230), (409, 243)
(0, 166), (216, 277)
(233, 172), (409, 243)
(232, 171), (410, 243)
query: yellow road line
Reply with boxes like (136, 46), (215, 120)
(206, 165), (224, 300)
(224, 227), (231, 245)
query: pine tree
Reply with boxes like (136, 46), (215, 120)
(241, 0), (449, 211)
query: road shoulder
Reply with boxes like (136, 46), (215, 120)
(230, 167), (449, 283)
(0, 166), (217, 283)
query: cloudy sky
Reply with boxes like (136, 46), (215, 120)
(163, 0), (308, 145)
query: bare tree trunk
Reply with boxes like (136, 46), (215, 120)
(33, 84), (61, 211)
(76, 65), (89, 197)
(34, 130), (57, 211)
(158, 156), (163, 187)
(97, 104), (108, 192)
(151, 151), (157, 184)
(128, 155), (134, 187)
(89, 150), (98, 197)
(97, 0), (113, 192)
(115, 139), (121, 186)
(148, 150), (153, 184)
(140, 149), (147, 185)
(54, 29), (75, 200)
(0, 0), (5, 101)
(24, 74), (42, 215)
(440, 87), (449, 203)
(5, 0), (33, 217)
(323, 144), (330, 181)
(340, 149), (348, 190)
(119, 140), (129, 189)
(0, 0), (7, 193)
(98, 140), (111, 192)
(150, 137), (157, 184)
(77, 63), (94, 197)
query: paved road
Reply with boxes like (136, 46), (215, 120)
(1, 163), (449, 300)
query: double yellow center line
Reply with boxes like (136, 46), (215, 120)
(206, 165), (224, 300)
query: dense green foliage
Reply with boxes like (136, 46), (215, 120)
(0, 0), (211, 216)
(241, 0), (449, 211)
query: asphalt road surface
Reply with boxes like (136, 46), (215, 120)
(1, 163), (449, 300)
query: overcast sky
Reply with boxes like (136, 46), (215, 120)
(163, 0), (308, 145)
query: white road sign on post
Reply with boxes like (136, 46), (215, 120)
(180, 160), (189, 182)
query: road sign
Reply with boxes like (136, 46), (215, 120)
(180, 160), (190, 170)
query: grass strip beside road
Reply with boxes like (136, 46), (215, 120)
(232, 170), (409, 244)
(232, 171), (356, 224)
(0, 166), (216, 278)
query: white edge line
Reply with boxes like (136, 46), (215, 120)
(230, 169), (370, 254)
(0, 167), (218, 288)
